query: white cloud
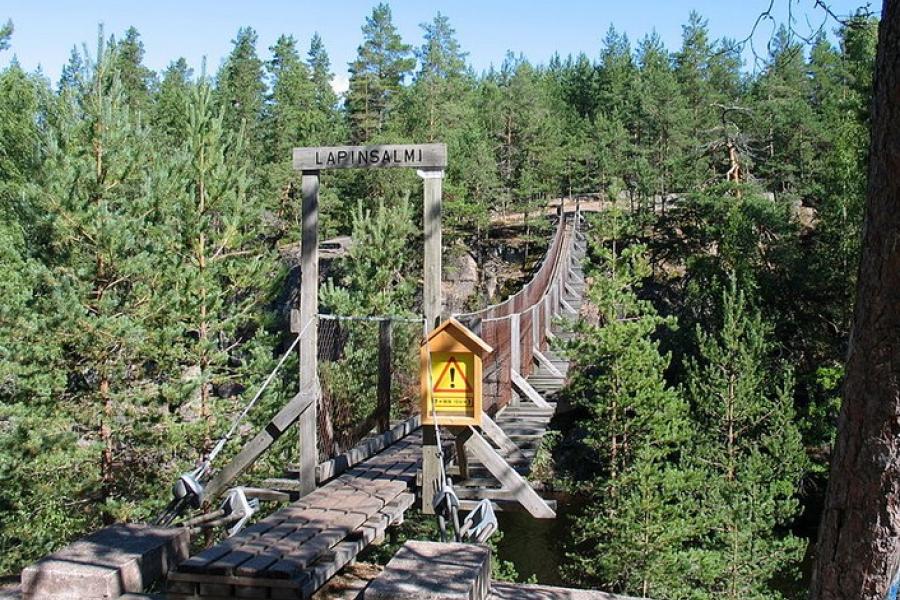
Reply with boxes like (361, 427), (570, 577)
(331, 74), (349, 95)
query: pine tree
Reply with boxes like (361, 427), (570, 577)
(564, 210), (695, 598)
(346, 3), (415, 142)
(36, 34), (159, 508)
(149, 79), (281, 454)
(685, 282), (807, 599)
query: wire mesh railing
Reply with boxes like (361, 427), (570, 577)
(316, 314), (424, 459)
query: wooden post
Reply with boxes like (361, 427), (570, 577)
(420, 169), (443, 330)
(510, 313), (521, 374)
(509, 313), (521, 407)
(298, 172), (320, 496)
(419, 168), (444, 515)
(377, 319), (392, 433)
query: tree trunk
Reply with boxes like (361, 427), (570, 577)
(810, 3), (900, 598)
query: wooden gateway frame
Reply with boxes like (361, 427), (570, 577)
(203, 142), (553, 519)
(203, 144), (446, 504)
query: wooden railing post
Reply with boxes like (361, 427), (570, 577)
(377, 319), (392, 433)
(510, 313), (521, 406)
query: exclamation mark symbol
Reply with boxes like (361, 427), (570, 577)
(450, 367), (456, 388)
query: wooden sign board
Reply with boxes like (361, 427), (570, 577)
(420, 319), (492, 426)
(293, 143), (447, 172)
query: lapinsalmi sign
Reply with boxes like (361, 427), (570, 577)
(293, 144), (447, 171)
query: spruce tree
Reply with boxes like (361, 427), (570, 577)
(113, 27), (156, 113)
(346, 3), (414, 142)
(306, 33), (342, 144)
(265, 34), (316, 163)
(153, 58), (193, 142)
(215, 27), (266, 152)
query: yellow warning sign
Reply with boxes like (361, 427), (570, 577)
(431, 352), (475, 415)
(420, 319), (493, 427)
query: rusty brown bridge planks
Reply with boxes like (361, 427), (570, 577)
(168, 432), (422, 599)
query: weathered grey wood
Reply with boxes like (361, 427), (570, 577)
(293, 144), (447, 171)
(298, 172), (320, 496)
(560, 296), (578, 315)
(421, 168), (443, 330)
(511, 371), (551, 409)
(421, 425), (442, 516)
(479, 414), (526, 462)
(457, 498), (558, 514)
(377, 319), (392, 433)
(463, 428), (555, 519)
(315, 416), (420, 482)
(204, 390), (315, 503)
(420, 167), (444, 515)
(533, 348), (564, 378)
(363, 540), (491, 600)
(22, 524), (189, 600)
(509, 313), (521, 374)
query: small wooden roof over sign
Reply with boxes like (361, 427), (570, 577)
(424, 318), (493, 356)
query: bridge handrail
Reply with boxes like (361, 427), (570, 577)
(453, 208), (581, 412)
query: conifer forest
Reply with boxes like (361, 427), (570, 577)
(1, 2), (898, 598)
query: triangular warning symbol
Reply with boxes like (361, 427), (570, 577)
(433, 356), (473, 394)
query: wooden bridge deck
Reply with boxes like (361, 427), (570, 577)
(167, 435), (421, 599)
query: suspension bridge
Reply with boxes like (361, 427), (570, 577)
(17, 144), (603, 600)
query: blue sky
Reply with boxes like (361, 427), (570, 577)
(1, 1), (874, 91)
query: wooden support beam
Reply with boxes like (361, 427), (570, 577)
(377, 319), (392, 433)
(533, 348), (564, 378)
(298, 171), (320, 496)
(511, 371), (552, 409)
(419, 168), (444, 515)
(560, 297), (578, 315)
(479, 414), (527, 462)
(203, 390), (315, 503)
(464, 428), (555, 519)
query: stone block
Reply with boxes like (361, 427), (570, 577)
(363, 541), (491, 600)
(21, 523), (189, 599)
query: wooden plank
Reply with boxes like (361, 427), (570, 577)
(464, 428), (555, 519)
(315, 416), (420, 482)
(457, 498), (557, 514)
(560, 296), (578, 315)
(479, 414), (527, 461)
(298, 172), (320, 496)
(203, 390), (315, 504)
(511, 371), (552, 409)
(293, 144), (447, 171)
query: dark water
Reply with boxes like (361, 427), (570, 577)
(494, 493), (583, 585)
